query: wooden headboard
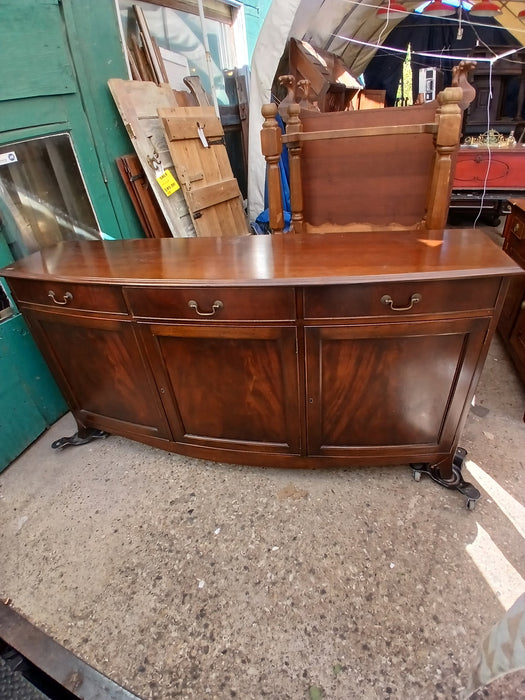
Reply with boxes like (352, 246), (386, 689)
(260, 85), (466, 234)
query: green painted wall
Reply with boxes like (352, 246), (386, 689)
(61, 0), (147, 239)
(0, 0), (144, 241)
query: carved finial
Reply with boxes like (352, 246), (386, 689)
(279, 74), (296, 100)
(437, 86), (463, 113)
(452, 60), (477, 111)
(288, 103), (301, 119)
(278, 74), (297, 122)
(262, 102), (278, 121)
(297, 79), (320, 112)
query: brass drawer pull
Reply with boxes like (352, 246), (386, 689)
(188, 299), (224, 316)
(48, 290), (73, 306)
(515, 225), (525, 240)
(380, 292), (422, 312)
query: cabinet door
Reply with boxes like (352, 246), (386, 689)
(24, 309), (171, 441)
(142, 324), (301, 454)
(305, 317), (489, 455)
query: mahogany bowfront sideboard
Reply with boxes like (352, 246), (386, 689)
(1, 230), (521, 507)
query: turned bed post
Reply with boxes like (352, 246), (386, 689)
(286, 103), (304, 233)
(426, 86), (463, 230)
(260, 103), (285, 233)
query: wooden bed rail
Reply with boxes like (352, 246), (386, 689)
(282, 123), (438, 143)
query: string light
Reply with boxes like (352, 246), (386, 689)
(334, 34), (525, 65)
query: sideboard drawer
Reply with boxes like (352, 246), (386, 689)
(7, 279), (128, 315)
(303, 277), (501, 320)
(508, 216), (525, 241)
(125, 286), (296, 321)
(504, 221), (525, 271)
(503, 203), (525, 271)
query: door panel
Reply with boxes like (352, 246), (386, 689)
(24, 309), (171, 440)
(305, 318), (489, 454)
(143, 323), (301, 454)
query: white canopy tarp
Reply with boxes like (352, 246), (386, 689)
(246, 0), (525, 223)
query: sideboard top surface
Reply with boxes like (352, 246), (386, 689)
(508, 198), (525, 212)
(1, 229), (522, 287)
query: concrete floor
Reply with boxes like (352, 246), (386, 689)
(1, 325), (525, 698)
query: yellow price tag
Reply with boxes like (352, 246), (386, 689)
(156, 169), (180, 197)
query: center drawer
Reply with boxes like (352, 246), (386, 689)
(303, 277), (501, 320)
(125, 286), (296, 321)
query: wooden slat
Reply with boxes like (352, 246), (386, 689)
(117, 154), (173, 238)
(282, 122), (437, 144)
(126, 46), (141, 81)
(151, 36), (169, 84)
(162, 109), (223, 140)
(127, 34), (155, 82)
(187, 178), (241, 212)
(183, 76), (210, 106)
(134, 5), (166, 84)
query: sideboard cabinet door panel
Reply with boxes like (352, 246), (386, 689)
(305, 317), (489, 455)
(24, 310), (171, 440)
(142, 324), (302, 454)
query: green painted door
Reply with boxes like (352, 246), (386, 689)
(0, 236), (67, 472)
(0, 315), (68, 472)
(0, 0), (144, 470)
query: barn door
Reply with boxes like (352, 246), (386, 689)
(159, 106), (248, 237)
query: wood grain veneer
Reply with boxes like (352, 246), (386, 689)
(1, 230), (521, 480)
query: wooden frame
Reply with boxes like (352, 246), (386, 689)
(116, 154), (173, 238)
(261, 85), (465, 234)
(137, 0), (234, 24)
